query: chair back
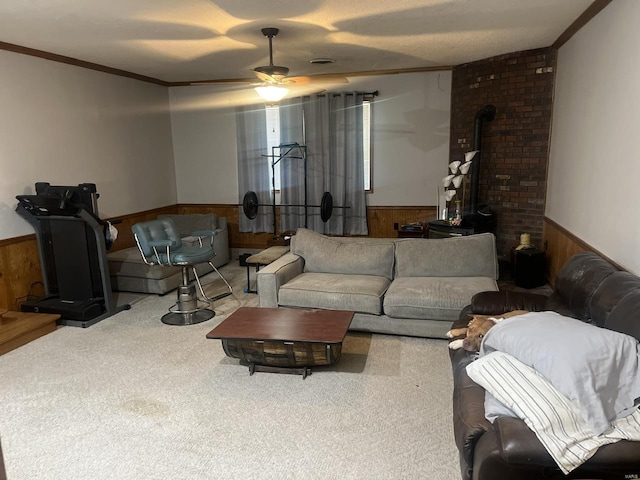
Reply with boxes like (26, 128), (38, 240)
(132, 218), (182, 260)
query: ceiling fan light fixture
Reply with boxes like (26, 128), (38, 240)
(255, 85), (288, 102)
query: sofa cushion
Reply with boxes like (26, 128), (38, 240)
(291, 228), (395, 280)
(394, 233), (498, 279)
(110, 262), (213, 295)
(278, 272), (390, 315)
(384, 276), (498, 321)
(108, 247), (181, 279)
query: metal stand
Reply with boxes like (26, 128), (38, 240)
(162, 262), (232, 326)
(161, 269), (215, 325)
(262, 143), (307, 236)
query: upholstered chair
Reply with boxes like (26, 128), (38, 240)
(132, 218), (232, 325)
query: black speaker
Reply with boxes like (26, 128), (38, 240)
(514, 249), (546, 289)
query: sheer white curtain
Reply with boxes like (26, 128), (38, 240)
(236, 104), (274, 233)
(278, 93), (368, 235)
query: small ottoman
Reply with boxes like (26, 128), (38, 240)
(244, 246), (290, 293)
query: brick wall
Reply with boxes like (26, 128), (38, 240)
(450, 47), (556, 260)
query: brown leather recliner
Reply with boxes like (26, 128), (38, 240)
(449, 252), (640, 480)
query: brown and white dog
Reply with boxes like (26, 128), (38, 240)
(447, 310), (529, 352)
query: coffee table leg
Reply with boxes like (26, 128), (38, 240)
(246, 363), (312, 379)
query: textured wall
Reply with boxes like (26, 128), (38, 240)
(450, 48), (556, 259)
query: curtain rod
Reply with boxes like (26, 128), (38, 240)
(314, 90), (379, 98)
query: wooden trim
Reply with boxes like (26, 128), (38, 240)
(337, 66), (454, 77)
(542, 216), (625, 285)
(167, 66), (454, 87)
(0, 41), (169, 86)
(174, 203), (236, 209)
(552, 0), (613, 49)
(104, 205), (179, 222)
(543, 217), (593, 252)
(1, 38), (452, 87)
(0, 234), (35, 247)
(170, 78), (254, 87)
(106, 205), (179, 251)
(3, 0), (608, 90)
(364, 205), (434, 210)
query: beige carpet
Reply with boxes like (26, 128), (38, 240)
(0, 263), (460, 480)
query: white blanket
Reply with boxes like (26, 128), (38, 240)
(480, 311), (640, 435)
(467, 351), (640, 474)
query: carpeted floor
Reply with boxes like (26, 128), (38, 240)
(0, 262), (460, 480)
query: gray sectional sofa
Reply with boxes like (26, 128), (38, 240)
(257, 228), (499, 338)
(108, 213), (229, 295)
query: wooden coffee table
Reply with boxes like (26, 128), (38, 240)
(206, 307), (354, 378)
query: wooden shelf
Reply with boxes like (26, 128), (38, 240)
(0, 311), (59, 356)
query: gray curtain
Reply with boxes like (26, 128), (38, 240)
(236, 104), (274, 233)
(279, 93), (368, 235)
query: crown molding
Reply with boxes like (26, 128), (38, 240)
(552, 0), (613, 49)
(0, 41), (169, 86)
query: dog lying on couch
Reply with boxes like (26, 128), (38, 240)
(446, 310), (528, 351)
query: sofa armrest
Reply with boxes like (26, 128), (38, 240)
(450, 291), (548, 331)
(469, 290), (548, 315)
(256, 253), (304, 308)
(451, 349), (494, 480)
(182, 221), (228, 267)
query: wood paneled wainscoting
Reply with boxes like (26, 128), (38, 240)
(177, 204), (439, 245)
(0, 203), (486, 308)
(542, 216), (624, 285)
(366, 206), (437, 238)
(0, 206), (178, 311)
(0, 235), (44, 311)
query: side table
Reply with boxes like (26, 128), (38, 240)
(397, 223), (426, 238)
(427, 219), (475, 238)
(513, 248), (546, 289)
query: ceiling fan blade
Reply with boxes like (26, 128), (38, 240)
(253, 70), (278, 84)
(281, 76), (311, 85)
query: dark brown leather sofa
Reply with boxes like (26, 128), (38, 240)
(449, 252), (640, 480)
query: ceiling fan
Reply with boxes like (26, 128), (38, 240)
(250, 27), (348, 101)
(190, 28), (347, 101)
(251, 27), (347, 87)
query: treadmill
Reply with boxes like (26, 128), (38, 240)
(15, 182), (129, 327)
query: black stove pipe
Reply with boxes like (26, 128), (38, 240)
(469, 104), (496, 214)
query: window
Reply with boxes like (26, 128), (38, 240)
(265, 100), (372, 192)
(362, 100), (371, 192)
(265, 105), (281, 190)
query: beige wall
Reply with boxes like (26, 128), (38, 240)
(169, 71), (452, 207)
(0, 50), (177, 240)
(547, 0), (640, 273)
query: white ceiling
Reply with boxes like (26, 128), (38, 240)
(0, 0), (595, 84)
